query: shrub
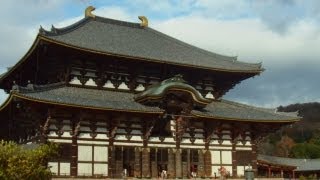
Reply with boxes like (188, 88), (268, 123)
(0, 140), (58, 180)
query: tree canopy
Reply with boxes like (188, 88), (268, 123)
(0, 140), (58, 180)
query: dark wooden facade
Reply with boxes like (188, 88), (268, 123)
(0, 6), (299, 178)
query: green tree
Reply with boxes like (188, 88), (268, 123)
(290, 143), (320, 159)
(0, 140), (58, 180)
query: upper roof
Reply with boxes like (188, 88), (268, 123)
(1, 83), (299, 123)
(38, 8), (263, 73)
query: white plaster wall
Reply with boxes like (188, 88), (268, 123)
(211, 151), (221, 164)
(210, 146), (232, 150)
(60, 162), (70, 175)
(79, 132), (92, 139)
(115, 135), (126, 140)
(209, 140), (220, 145)
(103, 80), (115, 88)
(69, 77), (81, 85)
(149, 137), (161, 142)
(48, 162), (58, 175)
(48, 139), (72, 143)
(78, 146), (92, 161)
(95, 133), (108, 140)
(61, 131), (72, 138)
(113, 142), (143, 146)
(194, 133), (204, 138)
(237, 166), (245, 176)
(118, 82), (129, 90)
(48, 131), (58, 137)
(78, 163), (92, 176)
(94, 146), (108, 162)
(194, 139), (205, 144)
(180, 145), (205, 149)
(130, 135), (142, 141)
(211, 166), (220, 177)
(236, 147), (252, 150)
(181, 138), (191, 143)
(165, 137), (175, 143)
(77, 140), (108, 145)
(135, 84), (145, 91)
(96, 127), (107, 133)
(85, 78), (97, 86)
(221, 151), (232, 164)
(148, 143), (176, 148)
(94, 164), (108, 176)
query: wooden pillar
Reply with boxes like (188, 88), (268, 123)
(134, 147), (141, 177)
(292, 170), (295, 179)
(168, 148), (175, 178)
(251, 142), (258, 176)
(232, 142), (237, 177)
(70, 136), (78, 177)
(268, 166), (271, 178)
(108, 146), (116, 178)
(198, 150), (205, 177)
(71, 117), (80, 177)
(204, 150), (212, 177)
(175, 149), (182, 178)
(141, 148), (150, 178)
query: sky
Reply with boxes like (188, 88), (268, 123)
(0, 0), (319, 108)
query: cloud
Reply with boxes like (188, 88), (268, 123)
(152, 16), (320, 65)
(226, 63), (320, 107)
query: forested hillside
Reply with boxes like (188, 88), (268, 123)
(258, 102), (320, 158)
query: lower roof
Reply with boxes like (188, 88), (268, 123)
(258, 154), (320, 171)
(2, 85), (299, 122)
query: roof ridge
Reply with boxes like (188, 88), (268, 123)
(39, 18), (91, 36)
(40, 16), (143, 36)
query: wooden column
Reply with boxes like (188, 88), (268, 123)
(204, 150), (212, 177)
(134, 147), (141, 177)
(70, 136), (78, 177)
(175, 149), (182, 178)
(232, 142), (237, 177)
(198, 150), (205, 177)
(141, 148), (150, 178)
(71, 118), (80, 177)
(168, 148), (175, 178)
(108, 117), (118, 178)
(251, 142), (258, 176)
(292, 170), (295, 179)
(108, 146), (116, 177)
(268, 166), (271, 178)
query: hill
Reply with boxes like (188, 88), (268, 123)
(258, 102), (320, 158)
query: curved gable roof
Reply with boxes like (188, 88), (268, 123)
(39, 16), (263, 73)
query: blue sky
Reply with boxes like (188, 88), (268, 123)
(0, 0), (319, 108)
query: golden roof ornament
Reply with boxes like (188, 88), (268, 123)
(138, 16), (148, 27)
(85, 6), (96, 18)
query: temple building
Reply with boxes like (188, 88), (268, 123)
(0, 7), (300, 178)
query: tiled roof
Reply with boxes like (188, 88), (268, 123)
(13, 86), (162, 113)
(8, 85), (299, 122)
(39, 16), (263, 73)
(258, 154), (320, 171)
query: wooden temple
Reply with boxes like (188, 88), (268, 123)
(0, 7), (300, 178)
